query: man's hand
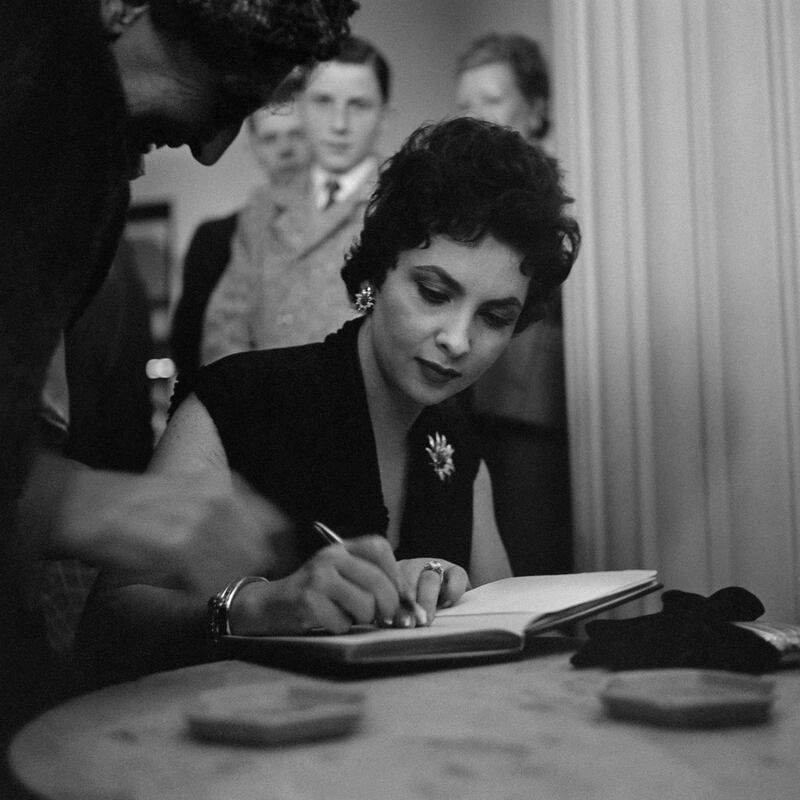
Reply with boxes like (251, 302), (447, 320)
(21, 451), (294, 598)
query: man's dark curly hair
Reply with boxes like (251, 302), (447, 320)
(148, 1), (359, 86)
(341, 117), (580, 331)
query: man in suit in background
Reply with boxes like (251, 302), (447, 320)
(170, 91), (311, 373)
(201, 35), (391, 363)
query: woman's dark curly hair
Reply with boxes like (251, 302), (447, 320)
(342, 117), (580, 331)
(148, 1), (359, 87)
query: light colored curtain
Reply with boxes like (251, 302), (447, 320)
(553, 0), (800, 621)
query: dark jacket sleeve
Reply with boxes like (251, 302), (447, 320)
(169, 213), (238, 373)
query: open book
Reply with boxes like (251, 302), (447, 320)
(221, 570), (660, 668)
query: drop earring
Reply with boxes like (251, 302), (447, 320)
(354, 284), (375, 314)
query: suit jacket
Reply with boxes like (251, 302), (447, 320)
(170, 212), (238, 373)
(65, 239), (154, 472)
(201, 161), (378, 364)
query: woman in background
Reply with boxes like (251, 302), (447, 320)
(456, 33), (573, 577)
(80, 117), (579, 681)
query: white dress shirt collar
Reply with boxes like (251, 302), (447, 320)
(311, 157), (377, 209)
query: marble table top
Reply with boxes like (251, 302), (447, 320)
(9, 640), (800, 800)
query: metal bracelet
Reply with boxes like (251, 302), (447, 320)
(207, 575), (270, 655)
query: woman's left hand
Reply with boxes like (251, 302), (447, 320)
(398, 558), (469, 625)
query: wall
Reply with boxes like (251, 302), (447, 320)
(129, 1), (552, 291)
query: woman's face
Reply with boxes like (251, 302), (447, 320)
(361, 235), (528, 409)
(456, 62), (540, 139)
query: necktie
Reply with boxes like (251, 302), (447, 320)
(323, 178), (340, 210)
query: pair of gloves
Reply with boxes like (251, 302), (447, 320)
(571, 587), (782, 674)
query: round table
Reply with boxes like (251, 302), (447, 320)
(9, 649), (800, 800)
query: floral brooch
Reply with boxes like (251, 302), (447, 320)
(426, 433), (455, 482)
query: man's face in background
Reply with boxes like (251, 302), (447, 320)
(248, 106), (310, 184)
(299, 61), (387, 174)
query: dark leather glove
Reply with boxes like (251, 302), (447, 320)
(570, 587), (781, 674)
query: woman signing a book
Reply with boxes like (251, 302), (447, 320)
(80, 117), (580, 681)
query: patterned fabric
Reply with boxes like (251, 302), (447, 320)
(201, 163), (378, 364)
(175, 317), (480, 569)
(40, 561), (99, 660)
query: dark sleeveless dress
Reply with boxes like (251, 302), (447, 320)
(172, 317), (480, 568)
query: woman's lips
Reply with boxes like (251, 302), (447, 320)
(416, 358), (461, 384)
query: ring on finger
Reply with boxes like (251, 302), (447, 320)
(421, 560), (445, 579)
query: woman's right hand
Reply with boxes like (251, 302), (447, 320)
(228, 535), (418, 635)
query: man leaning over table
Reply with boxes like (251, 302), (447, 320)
(0, 0), (358, 779)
